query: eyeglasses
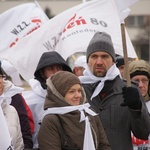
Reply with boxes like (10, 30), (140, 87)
(134, 79), (149, 84)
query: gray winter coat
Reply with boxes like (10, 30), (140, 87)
(82, 76), (150, 150)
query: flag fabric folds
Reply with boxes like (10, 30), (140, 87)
(114, 0), (139, 12)
(0, 0), (137, 82)
(113, 0), (139, 23)
(0, 3), (48, 53)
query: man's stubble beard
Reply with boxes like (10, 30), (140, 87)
(93, 69), (106, 77)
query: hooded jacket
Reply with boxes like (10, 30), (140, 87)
(3, 80), (34, 149)
(34, 51), (72, 89)
(128, 60), (150, 149)
(128, 59), (150, 102)
(82, 76), (150, 150)
(0, 71), (24, 149)
(38, 77), (110, 150)
(1, 99), (24, 150)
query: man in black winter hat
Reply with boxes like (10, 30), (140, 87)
(115, 55), (125, 77)
(79, 31), (150, 150)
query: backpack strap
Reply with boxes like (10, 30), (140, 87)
(56, 115), (70, 148)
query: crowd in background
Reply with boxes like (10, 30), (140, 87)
(0, 31), (150, 150)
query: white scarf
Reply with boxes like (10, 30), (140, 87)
(79, 64), (121, 100)
(43, 103), (97, 150)
(29, 78), (47, 98)
(3, 81), (24, 104)
(0, 94), (5, 105)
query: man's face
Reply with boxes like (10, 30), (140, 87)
(131, 75), (149, 97)
(118, 65), (125, 77)
(88, 51), (114, 77)
(74, 67), (85, 77)
(42, 64), (63, 79)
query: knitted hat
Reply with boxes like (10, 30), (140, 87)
(128, 60), (150, 79)
(116, 56), (124, 68)
(50, 71), (81, 97)
(86, 32), (115, 62)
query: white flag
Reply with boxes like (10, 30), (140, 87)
(0, 3), (48, 53)
(54, 0), (137, 60)
(1, 59), (23, 86)
(0, 0), (137, 82)
(0, 106), (13, 150)
(113, 0), (139, 23)
(114, 0), (139, 11)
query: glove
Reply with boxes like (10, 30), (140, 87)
(121, 86), (142, 110)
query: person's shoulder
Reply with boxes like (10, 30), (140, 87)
(5, 104), (19, 119)
(41, 114), (61, 129)
(12, 93), (23, 99)
(43, 114), (59, 123)
(11, 93), (24, 105)
(82, 82), (99, 88)
(7, 104), (17, 113)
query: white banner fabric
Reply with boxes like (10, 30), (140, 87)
(114, 0), (139, 11)
(0, 3), (48, 53)
(0, 0), (137, 82)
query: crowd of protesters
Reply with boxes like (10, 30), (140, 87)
(1, 31), (150, 150)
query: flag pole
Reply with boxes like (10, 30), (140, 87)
(121, 23), (131, 87)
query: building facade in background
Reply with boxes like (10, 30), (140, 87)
(126, 0), (150, 62)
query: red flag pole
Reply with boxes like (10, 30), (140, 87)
(121, 23), (131, 87)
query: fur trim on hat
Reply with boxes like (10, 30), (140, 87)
(128, 59), (150, 101)
(129, 60), (150, 79)
(130, 71), (150, 79)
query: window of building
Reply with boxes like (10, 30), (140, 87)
(126, 16), (147, 27)
(140, 44), (149, 61)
